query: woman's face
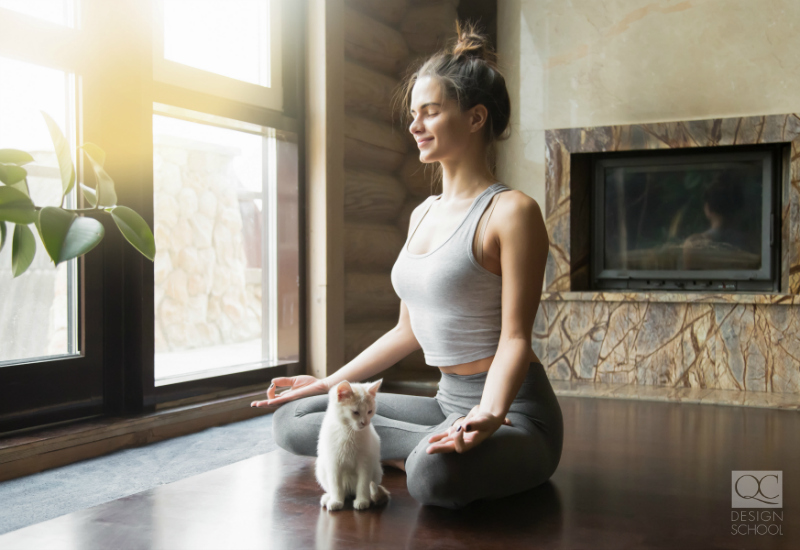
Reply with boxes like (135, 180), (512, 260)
(408, 76), (477, 164)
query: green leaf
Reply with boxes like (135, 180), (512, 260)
(39, 206), (76, 264)
(41, 111), (76, 197)
(0, 221), (6, 252)
(11, 223), (36, 277)
(78, 142), (106, 167)
(7, 177), (31, 198)
(109, 205), (156, 261)
(0, 149), (34, 166)
(81, 148), (117, 207)
(0, 163), (28, 185)
(80, 182), (97, 207)
(0, 186), (37, 224)
(39, 207), (105, 265)
(59, 216), (104, 263)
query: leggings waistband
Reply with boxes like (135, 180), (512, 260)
(436, 362), (547, 415)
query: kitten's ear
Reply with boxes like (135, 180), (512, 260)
(336, 380), (353, 402)
(367, 378), (383, 397)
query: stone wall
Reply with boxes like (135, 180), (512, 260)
(153, 135), (261, 353)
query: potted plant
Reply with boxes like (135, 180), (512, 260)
(0, 112), (155, 276)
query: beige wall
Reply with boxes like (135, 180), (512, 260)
(497, 0), (800, 209)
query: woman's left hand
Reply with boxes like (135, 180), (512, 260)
(426, 405), (512, 455)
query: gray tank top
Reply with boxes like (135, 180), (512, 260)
(390, 183), (511, 367)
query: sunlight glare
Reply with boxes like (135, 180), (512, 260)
(163, 0), (270, 86)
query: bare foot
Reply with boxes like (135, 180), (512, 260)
(381, 459), (406, 472)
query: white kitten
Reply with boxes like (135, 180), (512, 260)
(315, 379), (391, 511)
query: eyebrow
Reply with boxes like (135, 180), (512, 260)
(409, 102), (441, 114)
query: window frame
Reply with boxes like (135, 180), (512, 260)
(0, 0), (306, 434)
(0, 6), (105, 434)
(151, 0), (284, 112)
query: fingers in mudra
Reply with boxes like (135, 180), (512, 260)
(427, 425), (469, 454)
(425, 409), (513, 454)
(250, 378), (291, 407)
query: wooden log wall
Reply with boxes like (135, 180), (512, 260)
(342, 0), (460, 379)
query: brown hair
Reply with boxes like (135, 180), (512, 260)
(394, 21), (511, 190)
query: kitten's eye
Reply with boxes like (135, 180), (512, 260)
(353, 411), (359, 415)
(368, 410), (372, 414)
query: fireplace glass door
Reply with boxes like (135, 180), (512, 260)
(591, 146), (781, 292)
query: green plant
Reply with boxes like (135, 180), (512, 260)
(0, 112), (155, 277)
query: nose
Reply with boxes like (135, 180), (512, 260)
(409, 114), (423, 135)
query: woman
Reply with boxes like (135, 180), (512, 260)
(252, 22), (563, 510)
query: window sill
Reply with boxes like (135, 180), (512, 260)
(0, 385), (276, 483)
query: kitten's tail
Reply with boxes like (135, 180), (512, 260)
(369, 482), (390, 506)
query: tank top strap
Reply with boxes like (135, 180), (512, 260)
(406, 194), (437, 246)
(456, 183), (511, 245)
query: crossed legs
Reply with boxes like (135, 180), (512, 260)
(272, 390), (560, 510)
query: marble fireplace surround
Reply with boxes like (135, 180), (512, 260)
(535, 114), (800, 411)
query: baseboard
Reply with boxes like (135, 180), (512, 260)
(380, 377), (800, 411)
(550, 380), (800, 410)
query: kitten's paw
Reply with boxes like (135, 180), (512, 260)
(326, 499), (344, 511)
(320, 493), (330, 507)
(369, 481), (391, 506)
(353, 497), (371, 510)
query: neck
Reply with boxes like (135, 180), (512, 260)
(438, 144), (496, 202)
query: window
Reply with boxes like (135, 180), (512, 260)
(0, 0), (77, 28)
(0, 57), (78, 365)
(152, 106), (299, 385)
(153, 0), (283, 111)
(0, 0), (304, 433)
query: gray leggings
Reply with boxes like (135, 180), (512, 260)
(272, 361), (564, 510)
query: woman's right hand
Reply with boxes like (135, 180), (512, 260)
(250, 375), (331, 408)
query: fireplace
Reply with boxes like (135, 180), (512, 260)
(537, 115), (800, 398)
(544, 114), (800, 296)
(588, 144), (784, 292)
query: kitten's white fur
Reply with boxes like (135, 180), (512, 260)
(315, 379), (391, 511)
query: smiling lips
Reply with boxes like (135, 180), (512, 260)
(417, 137), (433, 148)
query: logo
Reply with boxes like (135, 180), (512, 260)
(732, 471), (782, 508)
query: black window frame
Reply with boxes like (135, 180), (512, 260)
(0, 0), (307, 434)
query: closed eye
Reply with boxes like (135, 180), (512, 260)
(353, 411), (359, 415)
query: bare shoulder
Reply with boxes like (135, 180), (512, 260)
(494, 190), (549, 266)
(494, 190), (545, 229)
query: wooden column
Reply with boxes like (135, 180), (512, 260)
(305, 0), (345, 379)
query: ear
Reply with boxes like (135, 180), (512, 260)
(468, 104), (488, 134)
(367, 378), (383, 397)
(336, 380), (353, 402)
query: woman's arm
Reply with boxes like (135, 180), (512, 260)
(324, 301), (421, 388)
(426, 192), (550, 454)
(479, 193), (550, 421)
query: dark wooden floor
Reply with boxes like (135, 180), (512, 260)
(1, 395), (797, 550)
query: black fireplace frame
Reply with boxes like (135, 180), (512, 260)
(589, 144), (785, 292)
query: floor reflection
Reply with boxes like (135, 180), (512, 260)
(2, 396), (797, 549)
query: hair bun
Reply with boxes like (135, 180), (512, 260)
(452, 20), (495, 63)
